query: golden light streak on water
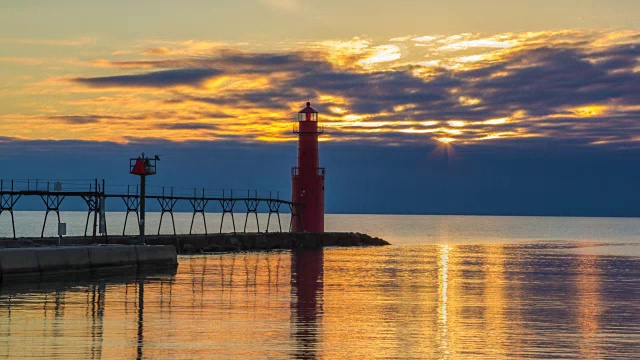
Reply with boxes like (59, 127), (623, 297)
(576, 254), (602, 360)
(438, 244), (450, 358)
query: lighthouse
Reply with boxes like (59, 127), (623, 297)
(292, 102), (325, 233)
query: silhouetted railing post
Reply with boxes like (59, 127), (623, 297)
(140, 174), (146, 244)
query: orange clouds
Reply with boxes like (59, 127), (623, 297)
(0, 30), (638, 149)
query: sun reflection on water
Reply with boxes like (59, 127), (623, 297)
(438, 244), (450, 358)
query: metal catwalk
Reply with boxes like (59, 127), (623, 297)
(0, 179), (299, 239)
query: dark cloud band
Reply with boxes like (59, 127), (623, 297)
(74, 68), (223, 88)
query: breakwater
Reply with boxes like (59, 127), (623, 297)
(0, 232), (390, 254)
(0, 232), (388, 281)
(0, 245), (177, 281)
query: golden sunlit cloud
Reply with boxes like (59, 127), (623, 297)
(398, 128), (439, 134)
(411, 35), (438, 43)
(329, 106), (347, 115)
(437, 34), (469, 44)
(315, 37), (371, 67)
(393, 104), (417, 112)
(447, 121), (466, 127)
(357, 45), (402, 67)
(455, 54), (494, 63)
(143, 47), (171, 56)
(389, 35), (414, 42)
(317, 94), (349, 105)
(203, 74), (273, 92)
(138, 40), (231, 56)
(458, 96), (481, 106)
(570, 105), (608, 117)
(417, 60), (440, 67)
(439, 38), (517, 51)
(483, 118), (508, 125)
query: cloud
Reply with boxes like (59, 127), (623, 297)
(143, 47), (172, 56)
(411, 35), (438, 43)
(155, 122), (219, 130)
(48, 115), (105, 124)
(137, 40), (231, 57)
(358, 45), (402, 66)
(439, 39), (516, 51)
(73, 68), (224, 88)
(6, 30), (639, 149)
(389, 35), (414, 42)
(89, 50), (320, 72)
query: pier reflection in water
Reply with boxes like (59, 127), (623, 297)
(0, 243), (639, 359)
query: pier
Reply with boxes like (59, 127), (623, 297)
(0, 245), (177, 281)
(0, 231), (387, 282)
(0, 232), (389, 253)
(0, 179), (297, 239)
(0, 178), (388, 282)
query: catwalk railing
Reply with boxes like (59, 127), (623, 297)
(0, 179), (299, 239)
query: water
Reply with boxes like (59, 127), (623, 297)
(1, 214), (640, 359)
(0, 211), (293, 238)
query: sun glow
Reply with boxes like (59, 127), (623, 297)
(437, 137), (456, 144)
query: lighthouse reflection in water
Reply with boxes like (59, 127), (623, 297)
(291, 249), (324, 359)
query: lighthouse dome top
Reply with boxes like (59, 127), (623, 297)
(298, 102), (318, 114)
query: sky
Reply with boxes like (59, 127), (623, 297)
(0, 0), (639, 215)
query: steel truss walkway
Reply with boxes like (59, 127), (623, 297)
(0, 179), (299, 239)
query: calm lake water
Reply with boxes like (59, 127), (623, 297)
(1, 213), (640, 359)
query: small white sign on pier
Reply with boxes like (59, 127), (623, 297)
(58, 222), (66, 237)
(99, 199), (106, 234)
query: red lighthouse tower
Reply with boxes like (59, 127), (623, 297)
(292, 102), (325, 233)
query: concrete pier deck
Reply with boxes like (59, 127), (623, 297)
(0, 232), (387, 282)
(0, 245), (177, 282)
(0, 232), (390, 253)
